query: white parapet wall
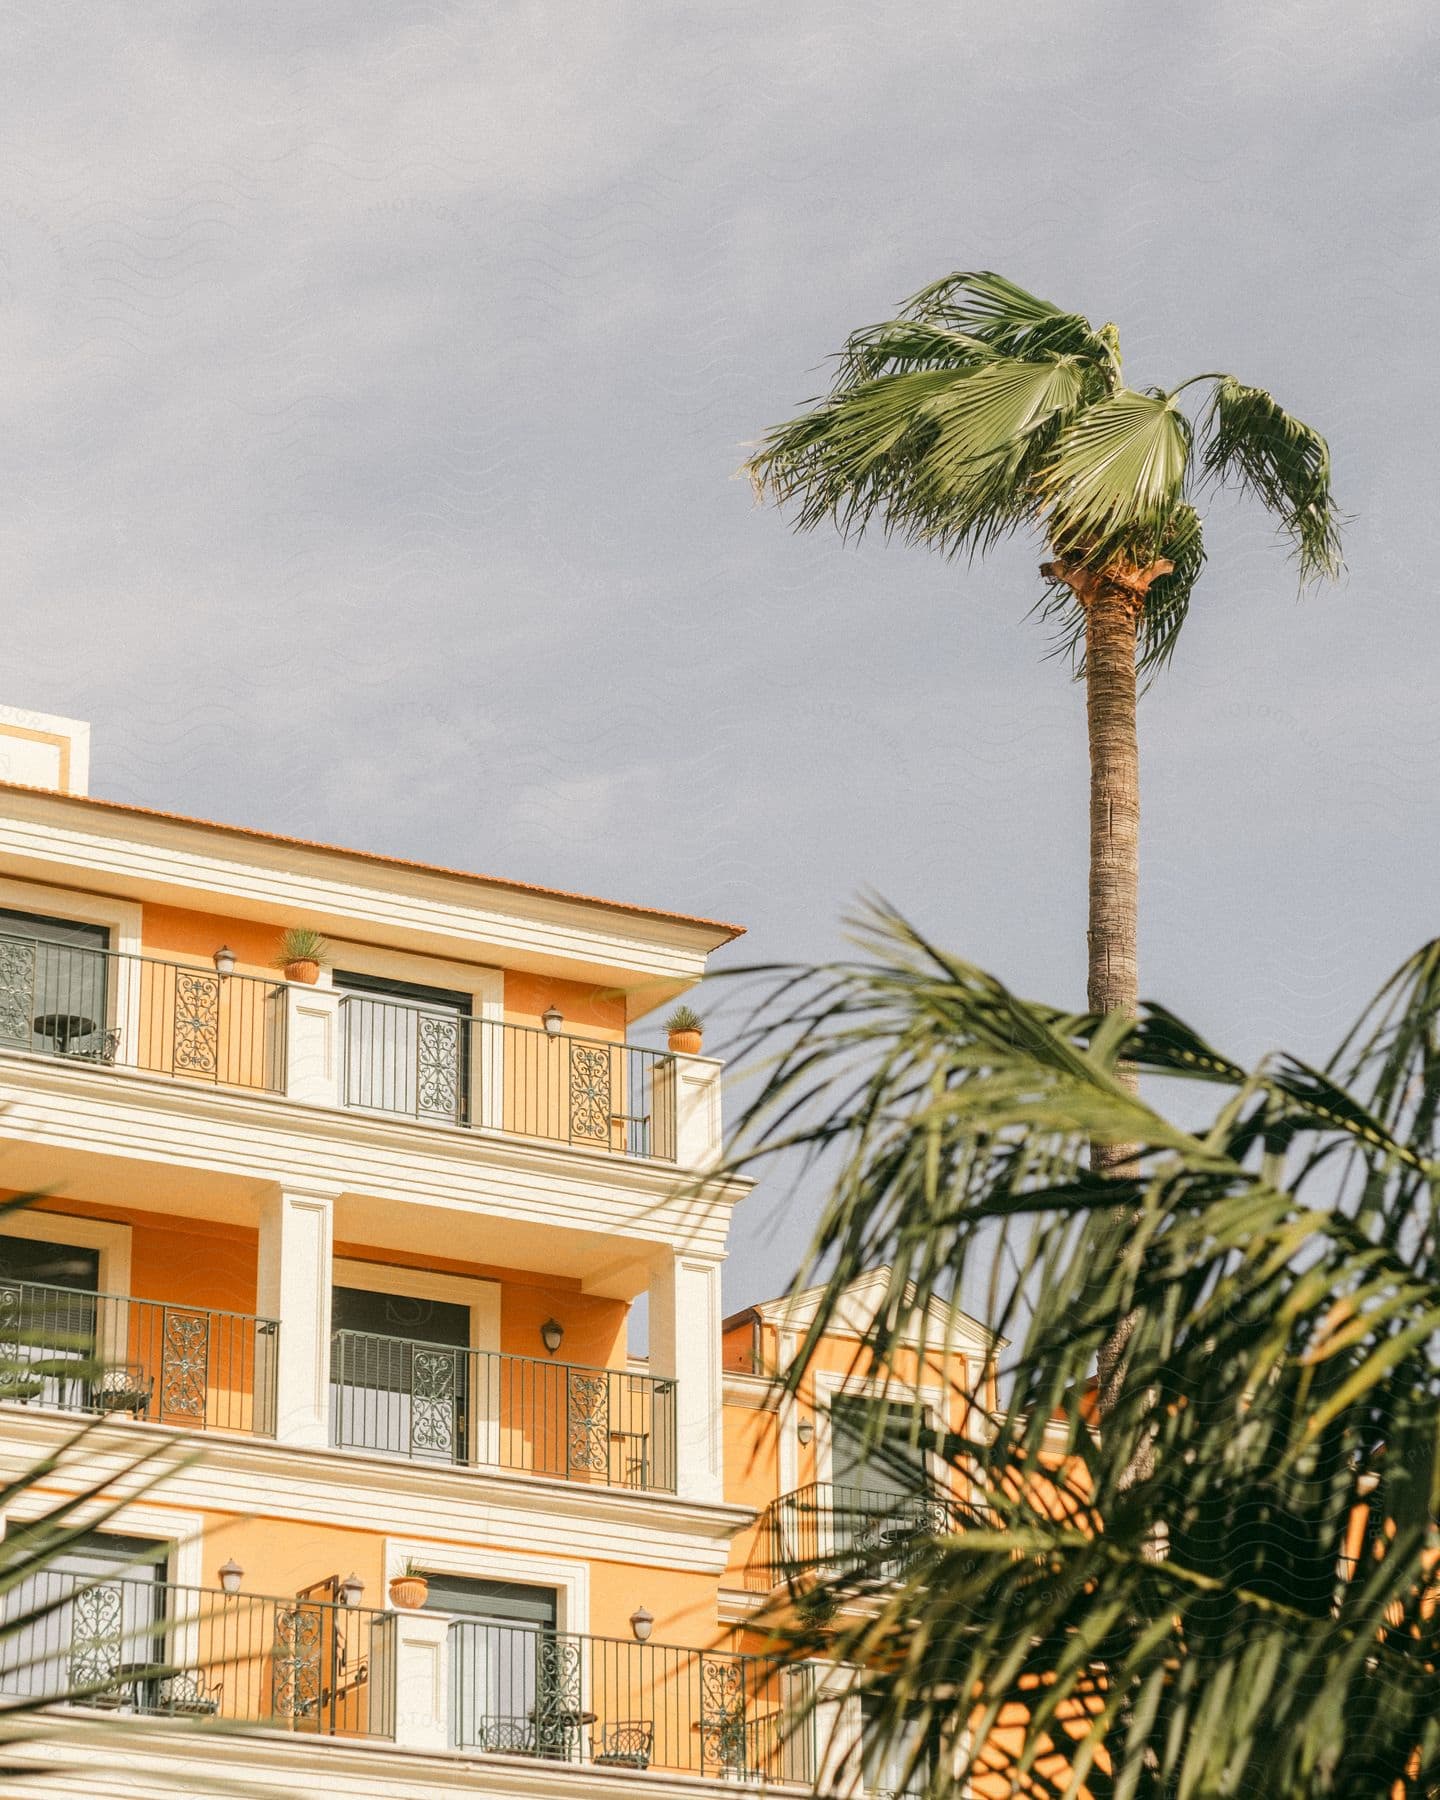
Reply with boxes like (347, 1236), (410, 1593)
(0, 704), (91, 795)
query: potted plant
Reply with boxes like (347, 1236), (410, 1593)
(388, 1560), (429, 1610)
(665, 1004), (703, 1056)
(274, 927), (329, 985)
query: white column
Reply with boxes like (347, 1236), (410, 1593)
(649, 1249), (723, 1503)
(256, 1185), (336, 1447)
(390, 1609), (452, 1751)
(283, 984), (343, 1107)
(811, 1667), (864, 1797)
(673, 1055), (723, 1171)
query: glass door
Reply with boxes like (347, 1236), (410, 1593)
(0, 1531), (164, 1707)
(334, 970), (473, 1123)
(0, 1233), (100, 1409)
(0, 908), (110, 1058)
(329, 1284), (471, 1462)
(429, 1577), (561, 1754)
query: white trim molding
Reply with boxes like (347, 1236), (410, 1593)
(0, 1208), (132, 1297)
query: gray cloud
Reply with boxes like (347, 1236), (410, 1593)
(1, 0), (1436, 1307)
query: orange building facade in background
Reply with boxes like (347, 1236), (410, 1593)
(0, 706), (998, 1800)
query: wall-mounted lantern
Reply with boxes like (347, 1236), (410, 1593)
(540, 1318), (564, 1356)
(338, 1572), (365, 1608)
(796, 1417), (815, 1447)
(212, 945), (236, 979)
(629, 1605), (654, 1643)
(218, 1558), (244, 1595)
(542, 1005), (564, 1037)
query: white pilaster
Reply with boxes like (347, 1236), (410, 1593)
(811, 1665), (865, 1797)
(649, 1249), (723, 1503)
(256, 1185), (336, 1447)
(282, 984), (343, 1107)
(673, 1054), (723, 1171)
(390, 1609), (452, 1751)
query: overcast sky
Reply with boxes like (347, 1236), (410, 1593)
(2, 3), (1436, 1311)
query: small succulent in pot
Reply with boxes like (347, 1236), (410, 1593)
(664, 1003), (704, 1056)
(274, 926), (329, 985)
(388, 1559), (429, 1609)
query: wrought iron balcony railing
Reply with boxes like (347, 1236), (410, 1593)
(0, 1568), (393, 1737)
(746, 1481), (961, 1591)
(0, 931), (285, 1092)
(448, 1618), (814, 1782)
(329, 1329), (676, 1492)
(0, 1279), (278, 1436)
(339, 995), (678, 1160)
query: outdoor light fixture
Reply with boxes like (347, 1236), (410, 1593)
(212, 945), (236, 979)
(338, 1572), (365, 1608)
(796, 1418), (815, 1447)
(629, 1606), (654, 1643)
(218, 1558), (244, 1595)
(540, 1317), (564, 1356)
(542, 1005), (564, 1037)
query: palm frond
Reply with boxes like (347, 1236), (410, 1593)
(1040, 389), (1193, 566)
(1199, 376), (1343, 582)
(901, 271), (1122, 381)
(726, 915), (1440, 1799)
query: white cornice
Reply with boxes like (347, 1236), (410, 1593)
(5, 1714), (789, 1797)
(0, 1408), (753, 1574)
(0, 1052), (749, 1260)
(0, 787), (738, 989)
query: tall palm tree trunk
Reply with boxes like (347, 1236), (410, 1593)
(1084, 579), (1143, 1424)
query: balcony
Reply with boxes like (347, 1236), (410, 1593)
(0, 1279), (277, 1436)
(0, 930), (714, 1168)
(338, 993), (677, 1158)
(0, 1567), (392, 1738)
(330, 1329), (677, 1492)
(747, 1482), (961, 1591)
(0, 931), (283, 1091)
(448, 1619), (813, 1782)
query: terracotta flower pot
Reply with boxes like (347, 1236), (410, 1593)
(388, 1575), (429, 1610)
(667, 1028), (702, 1056)
(284, 959), (321, 985)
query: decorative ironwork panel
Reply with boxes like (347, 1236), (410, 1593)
(0, 1283), (20, 1374)
(416, 1013), (461, 1117)
(566, 1369), (609, 1473)
(410, 1347), (457, 1458)
(173, 970), (220, 1077)
(271, 1604), (321, 1721)
(567, 1042), (611, 1144)
(699, 1655), (747, 1772)
(160, 1308), (210, 1421)
(0, 939), (33, 1046)
(534, 1633), (582, 1757)
(69, 1582), (124, 1693)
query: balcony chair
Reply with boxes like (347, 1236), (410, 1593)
(91, 1361), (153, 1419)
(154, 1670), (222, 1716)
(475, 1716), (537, 1755)
(593, 1719), (654, 1769)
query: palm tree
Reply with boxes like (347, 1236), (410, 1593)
(732, 912), (1440, 1797)
(744, 269), (1340, 1092)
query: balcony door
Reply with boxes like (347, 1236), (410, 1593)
(0, 907), (110, 1058)
(828, 1393), (935, 1559)
(329, 1284), (472, 1463)
(0, 1232), (100, 1408)
(0, 1530), (165, 1707)
(431, 1577), (563, 1754)
(334, 970), (473, 1123)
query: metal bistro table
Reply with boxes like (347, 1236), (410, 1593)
(32, 1012), (99, 1056)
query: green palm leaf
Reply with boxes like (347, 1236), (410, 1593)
(727, 914), (1440, 1799)
(1200, 377), (1343, 582)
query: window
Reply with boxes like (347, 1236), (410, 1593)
(0, 908), (110, 1057)
(425, 1576), (562, 1753)
(0, 1233), (100, 1408)
(334, 970), (473, 1122)
(0, 1531), (166, 1708)
(329, 1284), (471, 1462)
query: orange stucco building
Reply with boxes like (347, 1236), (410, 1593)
(0, 707), (996, 1800)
